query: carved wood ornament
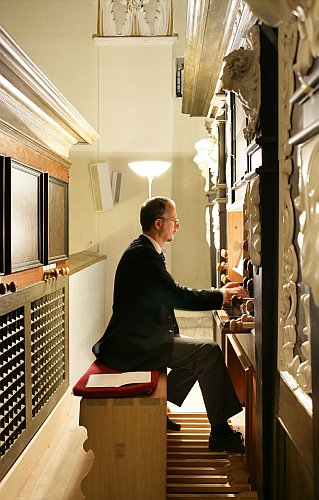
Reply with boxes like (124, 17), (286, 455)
(247, 0), (319, 80)
(244, 176), (261, 271)
(193, 127), (221, 248)
(247, 1), (314, 405)
(97, 0), (173, 36)
(278, 22), (313, 405)
(245, 1), (316, 404)
(221, 25), (261, 141)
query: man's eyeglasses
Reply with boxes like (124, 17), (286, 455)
(159, 217), (179, 225)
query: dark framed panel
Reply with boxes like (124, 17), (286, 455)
(48, 176), (68, 263)
(0, 155), (11, 275)
(0, 156), (46, 275)
(10, 160), (42, 272)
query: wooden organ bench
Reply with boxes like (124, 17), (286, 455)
(73, 362), (167, 500)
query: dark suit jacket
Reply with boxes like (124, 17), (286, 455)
(92, 235), (223, 370)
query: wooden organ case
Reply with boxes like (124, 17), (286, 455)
(0, 27), (97, 479)
(210, 22), (279, 497)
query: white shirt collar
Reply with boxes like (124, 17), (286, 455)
(143, 233), (162, 254)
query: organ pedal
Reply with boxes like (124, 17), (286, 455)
(166, 412), (258, 499)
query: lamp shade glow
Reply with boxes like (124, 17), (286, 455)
(128, 161), (171, 197)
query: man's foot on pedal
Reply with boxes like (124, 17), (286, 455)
(208, 430), (244, 453)
(167, 416), (181, 431)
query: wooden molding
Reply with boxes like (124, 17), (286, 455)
(0, 26), (98, 159)
(182, 0), (255, 117)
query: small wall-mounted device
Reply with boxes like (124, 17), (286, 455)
(89, 162), (113, 212)
(112, 171), (122, 204)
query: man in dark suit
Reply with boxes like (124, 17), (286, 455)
(93, 196), (245, 452)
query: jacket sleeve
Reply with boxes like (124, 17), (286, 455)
(129, 246), (224, 312)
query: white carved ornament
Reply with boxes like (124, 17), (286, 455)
(295, 140), (319, 308)
(193, 134), (219, 190)
(246, 0), (319, 79)
(244, 177), (261, 270)
(98, 0), (172, 36)
(211, 204), (220, 251)
(277, 21), (312, 403)
(221, 25), (261, 141)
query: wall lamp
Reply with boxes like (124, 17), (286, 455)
(128, 161), (171, 198)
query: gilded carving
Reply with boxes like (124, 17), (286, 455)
(98, 0), (172, 36)
(221, 25), (260, 141)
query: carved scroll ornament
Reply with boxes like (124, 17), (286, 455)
(98, 0), (173, 36)
(295, 139), (319, 307)
(221, 25), (260, 141)
(193, 135), (219, 190)
(246, 0), (319, 79)
(244, 176), (261, 270)
(211, 204), (220, 251)
(277, 21), (312, 408)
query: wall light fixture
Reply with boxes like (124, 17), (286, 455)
(128, 161), (171, 198)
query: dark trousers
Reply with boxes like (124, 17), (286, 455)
(167, 336), (242, 426)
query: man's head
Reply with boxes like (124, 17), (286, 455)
(140, 196), (180, 246)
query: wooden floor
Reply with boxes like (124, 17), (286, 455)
(4, 387), (252, 499)
(11, 395), (93, 500)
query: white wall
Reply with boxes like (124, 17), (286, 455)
(0, 0), (211, 325)
(69, 260), (107, 384)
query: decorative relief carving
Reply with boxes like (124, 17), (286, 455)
(211, 204), (220, 251)
(277, 21), (312, 408)
(194, 128), (221, 248)
(246, 0), (319, 79)
(278, 21), (299, 381)
(278, 24), (298, 159)
(296, 293), (312, 394)
(193, 134), (219, 190)
(221, 25), (260, 141)
(98, 0), (172, 36)
(295, 139), (319, 307)
(244, 176), (261, 270)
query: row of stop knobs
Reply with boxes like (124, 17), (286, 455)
(43, 267), (70, 280)
(227, 296), (255, 332)
(0, 281), (17, 295)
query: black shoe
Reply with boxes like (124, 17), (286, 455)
(208, 430), (244, 453)
(167, 416), (181, 431)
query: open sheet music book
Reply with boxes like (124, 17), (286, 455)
(86, 371), (152, 388)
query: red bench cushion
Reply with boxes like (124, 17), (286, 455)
(73, 360), (160, 398)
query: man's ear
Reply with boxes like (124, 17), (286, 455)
(153, 218), (162, 231)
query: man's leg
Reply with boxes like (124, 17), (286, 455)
(167, 367), (198, 407)
(167, 336), (242, 425)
